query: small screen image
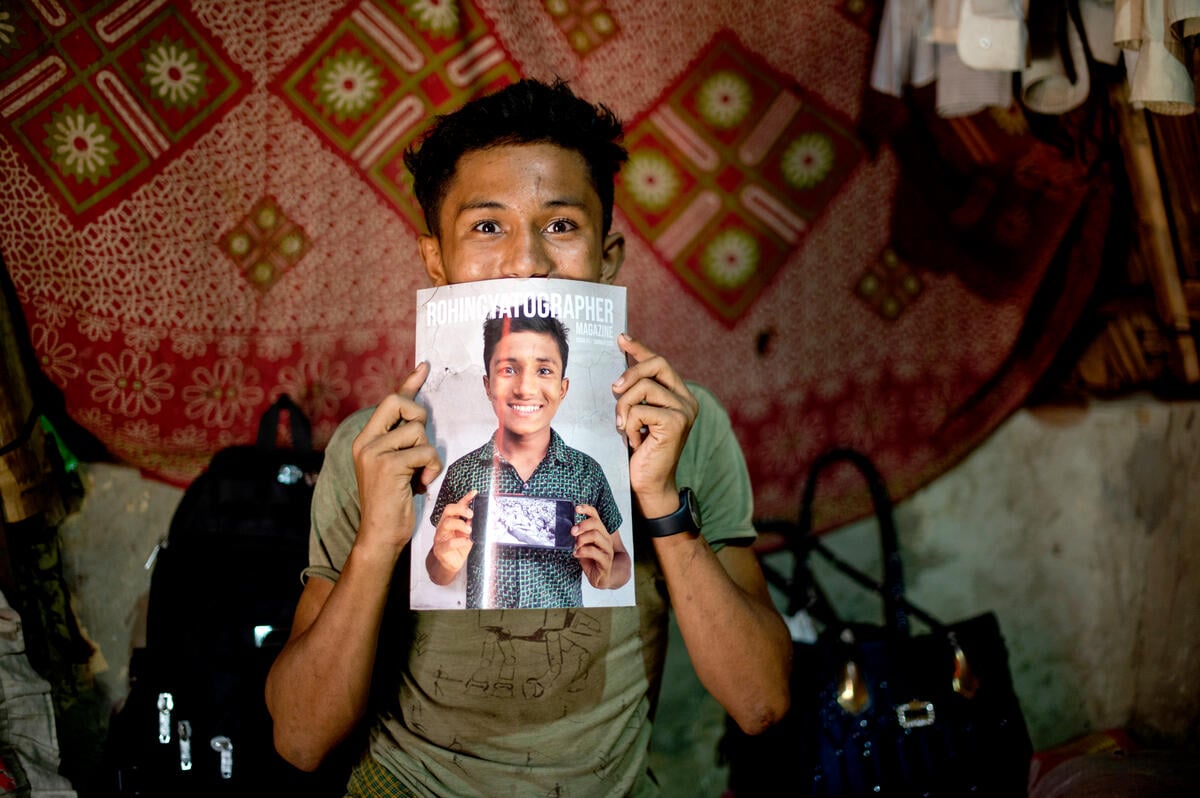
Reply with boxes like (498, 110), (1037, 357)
(471, 494), (576, 551)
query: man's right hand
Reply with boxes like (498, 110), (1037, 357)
(351, 362), (442, 557)
(427, 489), (477, 584)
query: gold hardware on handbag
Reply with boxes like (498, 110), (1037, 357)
(952, 637), (981, 698)
(836, 660), (871, 714)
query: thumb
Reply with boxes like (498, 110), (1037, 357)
(399, 361), (430, 398)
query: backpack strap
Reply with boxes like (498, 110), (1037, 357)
(255, 394), (313, 452)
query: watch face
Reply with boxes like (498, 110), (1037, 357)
(684, 488), (701, 528)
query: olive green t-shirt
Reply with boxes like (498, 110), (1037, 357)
(305, 383), (755, 797)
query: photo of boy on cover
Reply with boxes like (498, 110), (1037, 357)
(426, 308), (631, 608)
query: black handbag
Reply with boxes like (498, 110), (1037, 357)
(722, 447), (1033, 797)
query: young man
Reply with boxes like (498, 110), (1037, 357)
(427, 310), (631, 608)
(265, 79), (791, 797)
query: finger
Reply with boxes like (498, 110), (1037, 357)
(358, 393), (407, 441)
(621, 403), (689, 453)
(360, 439), (443, 494)
(613, 334), (688, 396)
(615, 380), (687, 427)
(572, 505), (603, 535)
(454, 489), (479, 512)
(360, 392), (430, 445)
(574, 533), (613, 562)
(376, 361), (432, 431)
(359, 394), (436, 460)
(617, 332), (654, 364)
(417, 448), (444, 487)
(618, 372), (699, 420)
(439, 523), (472, 544)
(623, 413), (646, 450)
(372, 416), (431, 458)
(399, 360), (430, 399)
(444, 495), (478, 525)
(622, 399), (687, 432)
(572, 520), (604, 539)
(436, 515), (473, 543)
(360, 425), (437, 474)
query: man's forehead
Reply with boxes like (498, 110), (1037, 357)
(445, 145), (596, 200)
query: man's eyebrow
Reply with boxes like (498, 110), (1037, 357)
(455, 197), (590, 214)
(456, 199), (506, 214)
(543, 197), (589, 211)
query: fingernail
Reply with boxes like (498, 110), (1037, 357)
(619, 332), (630, 342)
(612, 376), (625, 389)
(615, 414), (624, 429)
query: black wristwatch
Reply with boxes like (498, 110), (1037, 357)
(641, 488), (701, 538)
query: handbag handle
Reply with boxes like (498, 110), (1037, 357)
(795, 447), (909, 637)
(255, 394), (314, 452)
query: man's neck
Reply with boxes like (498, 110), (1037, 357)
(494, 428), (552, 482)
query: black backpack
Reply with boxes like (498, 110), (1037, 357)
(106, 395), (350, 796)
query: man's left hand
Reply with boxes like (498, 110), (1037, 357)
(613, 333), (699, 518)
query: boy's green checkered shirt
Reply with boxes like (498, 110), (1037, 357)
(430, 429), (622, 608)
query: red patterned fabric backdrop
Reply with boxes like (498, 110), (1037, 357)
(0, 0), (1103, 528)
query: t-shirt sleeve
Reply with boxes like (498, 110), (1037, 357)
(676, 382), (756, 551)
(304, 407), (372, 585)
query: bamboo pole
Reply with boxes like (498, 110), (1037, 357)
(1110, 82), (1199, 383)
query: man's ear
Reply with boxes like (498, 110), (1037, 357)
(482, 374), (491, 399)
(599, 231), (625, 284)
(560, 377), (569, 400)
(419, 234), (448, 286)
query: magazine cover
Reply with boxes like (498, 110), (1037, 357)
(411, 278), (634, 610)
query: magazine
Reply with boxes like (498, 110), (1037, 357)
(411, 278), (634, 610)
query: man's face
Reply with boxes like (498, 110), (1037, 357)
(484, 330), (569, 439)
(419, 142), (624, 285)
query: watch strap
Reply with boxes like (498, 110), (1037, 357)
(640, 487), (701, 538)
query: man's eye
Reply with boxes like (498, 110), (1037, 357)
(474, 221), (500, 234)
(545, 219), (576, 234)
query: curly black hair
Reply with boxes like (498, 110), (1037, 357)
(404, 78), (627, 238)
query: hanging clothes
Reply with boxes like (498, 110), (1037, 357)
(871, 0), (1199, 115)
(1115, 0), (1200, 114)
(0, 591), (77, 797)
